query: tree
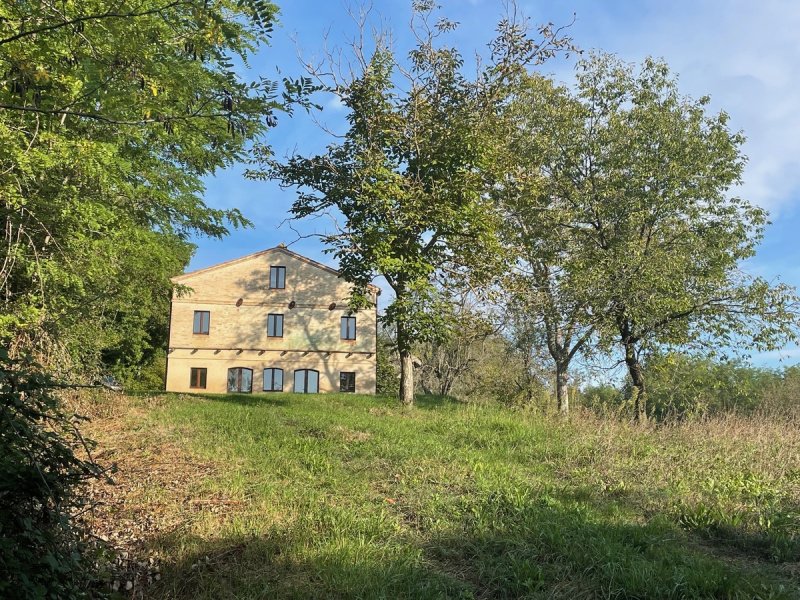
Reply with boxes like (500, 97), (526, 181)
(417, 293), (498, 398)
(0, 2), (306, 593)
(0, 0), (310, 374)
(260, 1), (573, 405)
(497, 74), (597, 415)
(529, 53), (799, 420)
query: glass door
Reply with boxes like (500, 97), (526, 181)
(227, 368), (253, 393)
(294, 369), (320, 393)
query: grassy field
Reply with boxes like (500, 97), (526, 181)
(81, 392), (800, 599)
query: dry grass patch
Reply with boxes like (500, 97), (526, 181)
(73, 393), (241, 597)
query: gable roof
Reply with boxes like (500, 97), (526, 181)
(172, 245), (379, 292)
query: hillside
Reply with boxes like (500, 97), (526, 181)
(80, 393), (800, 599)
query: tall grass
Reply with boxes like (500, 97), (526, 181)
(86, 393), (799, 599)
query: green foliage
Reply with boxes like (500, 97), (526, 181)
(0, 0), (290, 374)
(118, 348), (167, 392)
(415, 297), (497, 398)
(577, 384), (628, 415)
(375, 333), (399, 397)
(577, 354), (800, 423)
(417, 316), (544, 405)
(260, 5), (572, 404)
(0, 348), (102, 598)
(497, 74), (598, 414)
(503, 53), (799, 418)
(644, 352), (776, 420)
(761, 364), (800, 417)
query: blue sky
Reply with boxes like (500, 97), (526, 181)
(192, 0), (800, 366)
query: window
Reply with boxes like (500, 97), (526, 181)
(340, 372), (356, 393)
(269, 266), (286, 289)
(263, 368), (283, 392)
(294, 369), (319, 393)
(190, 367), (207, 389)
(227, 367), (252, 393)
(193, 310), (210, 335)
(267, 313), (284, 337)
(341, 316), (356, 340)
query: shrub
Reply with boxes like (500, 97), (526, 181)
(119, 348), (167, 392)
(376, 337), (400, 396)
(0, 349), (103, 598)
(644, 353), (776, 420)
(577, 384), (628, 416)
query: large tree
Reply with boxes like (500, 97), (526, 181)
(261, 1), (572, 405)
(524, 54), (799, 420)
(0, 0), (309, 375)
(497, 74), (597, 415)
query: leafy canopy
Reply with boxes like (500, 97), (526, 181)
(0, 0), (309, 373)
(516, 53), (800, 416)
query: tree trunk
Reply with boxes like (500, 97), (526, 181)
(440, 378), (453, 398)
(399, 350), (414, 406)
(555, 363), (569, 415)
(624, 342), (646, 422)
(397, 320), (414, 406)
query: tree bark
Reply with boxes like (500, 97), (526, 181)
(440, 380), (451, 397)
(624, 341), (647, 422)
(397, 320), (415, 406)
(555, 363), (569, 415)
(399, 350), (415, 406)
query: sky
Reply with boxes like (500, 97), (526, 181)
(191, 0), (800, 367)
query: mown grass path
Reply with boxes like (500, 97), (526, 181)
(87, 393), (800, 599)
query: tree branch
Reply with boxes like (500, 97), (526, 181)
(0, 103), (231, 125)
(0, 1), (191, 46)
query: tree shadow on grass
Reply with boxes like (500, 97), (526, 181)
(141, 494), (798, 600)
(189, 392), (293, 408)
(144, 528), (471, 600)
(424, 492), (799, 600)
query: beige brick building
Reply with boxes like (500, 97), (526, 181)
(165, 245), (378, 394)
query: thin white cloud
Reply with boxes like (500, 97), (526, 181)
(325, 93), (346, 111)
(604, 0), (800, 215)
(750, 345), (800, 367)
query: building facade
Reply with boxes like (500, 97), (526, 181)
(165, 246), (378, 394)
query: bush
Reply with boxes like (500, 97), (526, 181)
(644, 353), (776, 420)
(118, 348), (167, 392)
(759, 365), (800, 419)
(576, 353), (800, 422)
(376, 337), (400, 396)
(577, 384), (628, 416)
(0, 349), (103, 599)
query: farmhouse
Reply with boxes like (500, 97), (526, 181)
(165, 245), (378, 394)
